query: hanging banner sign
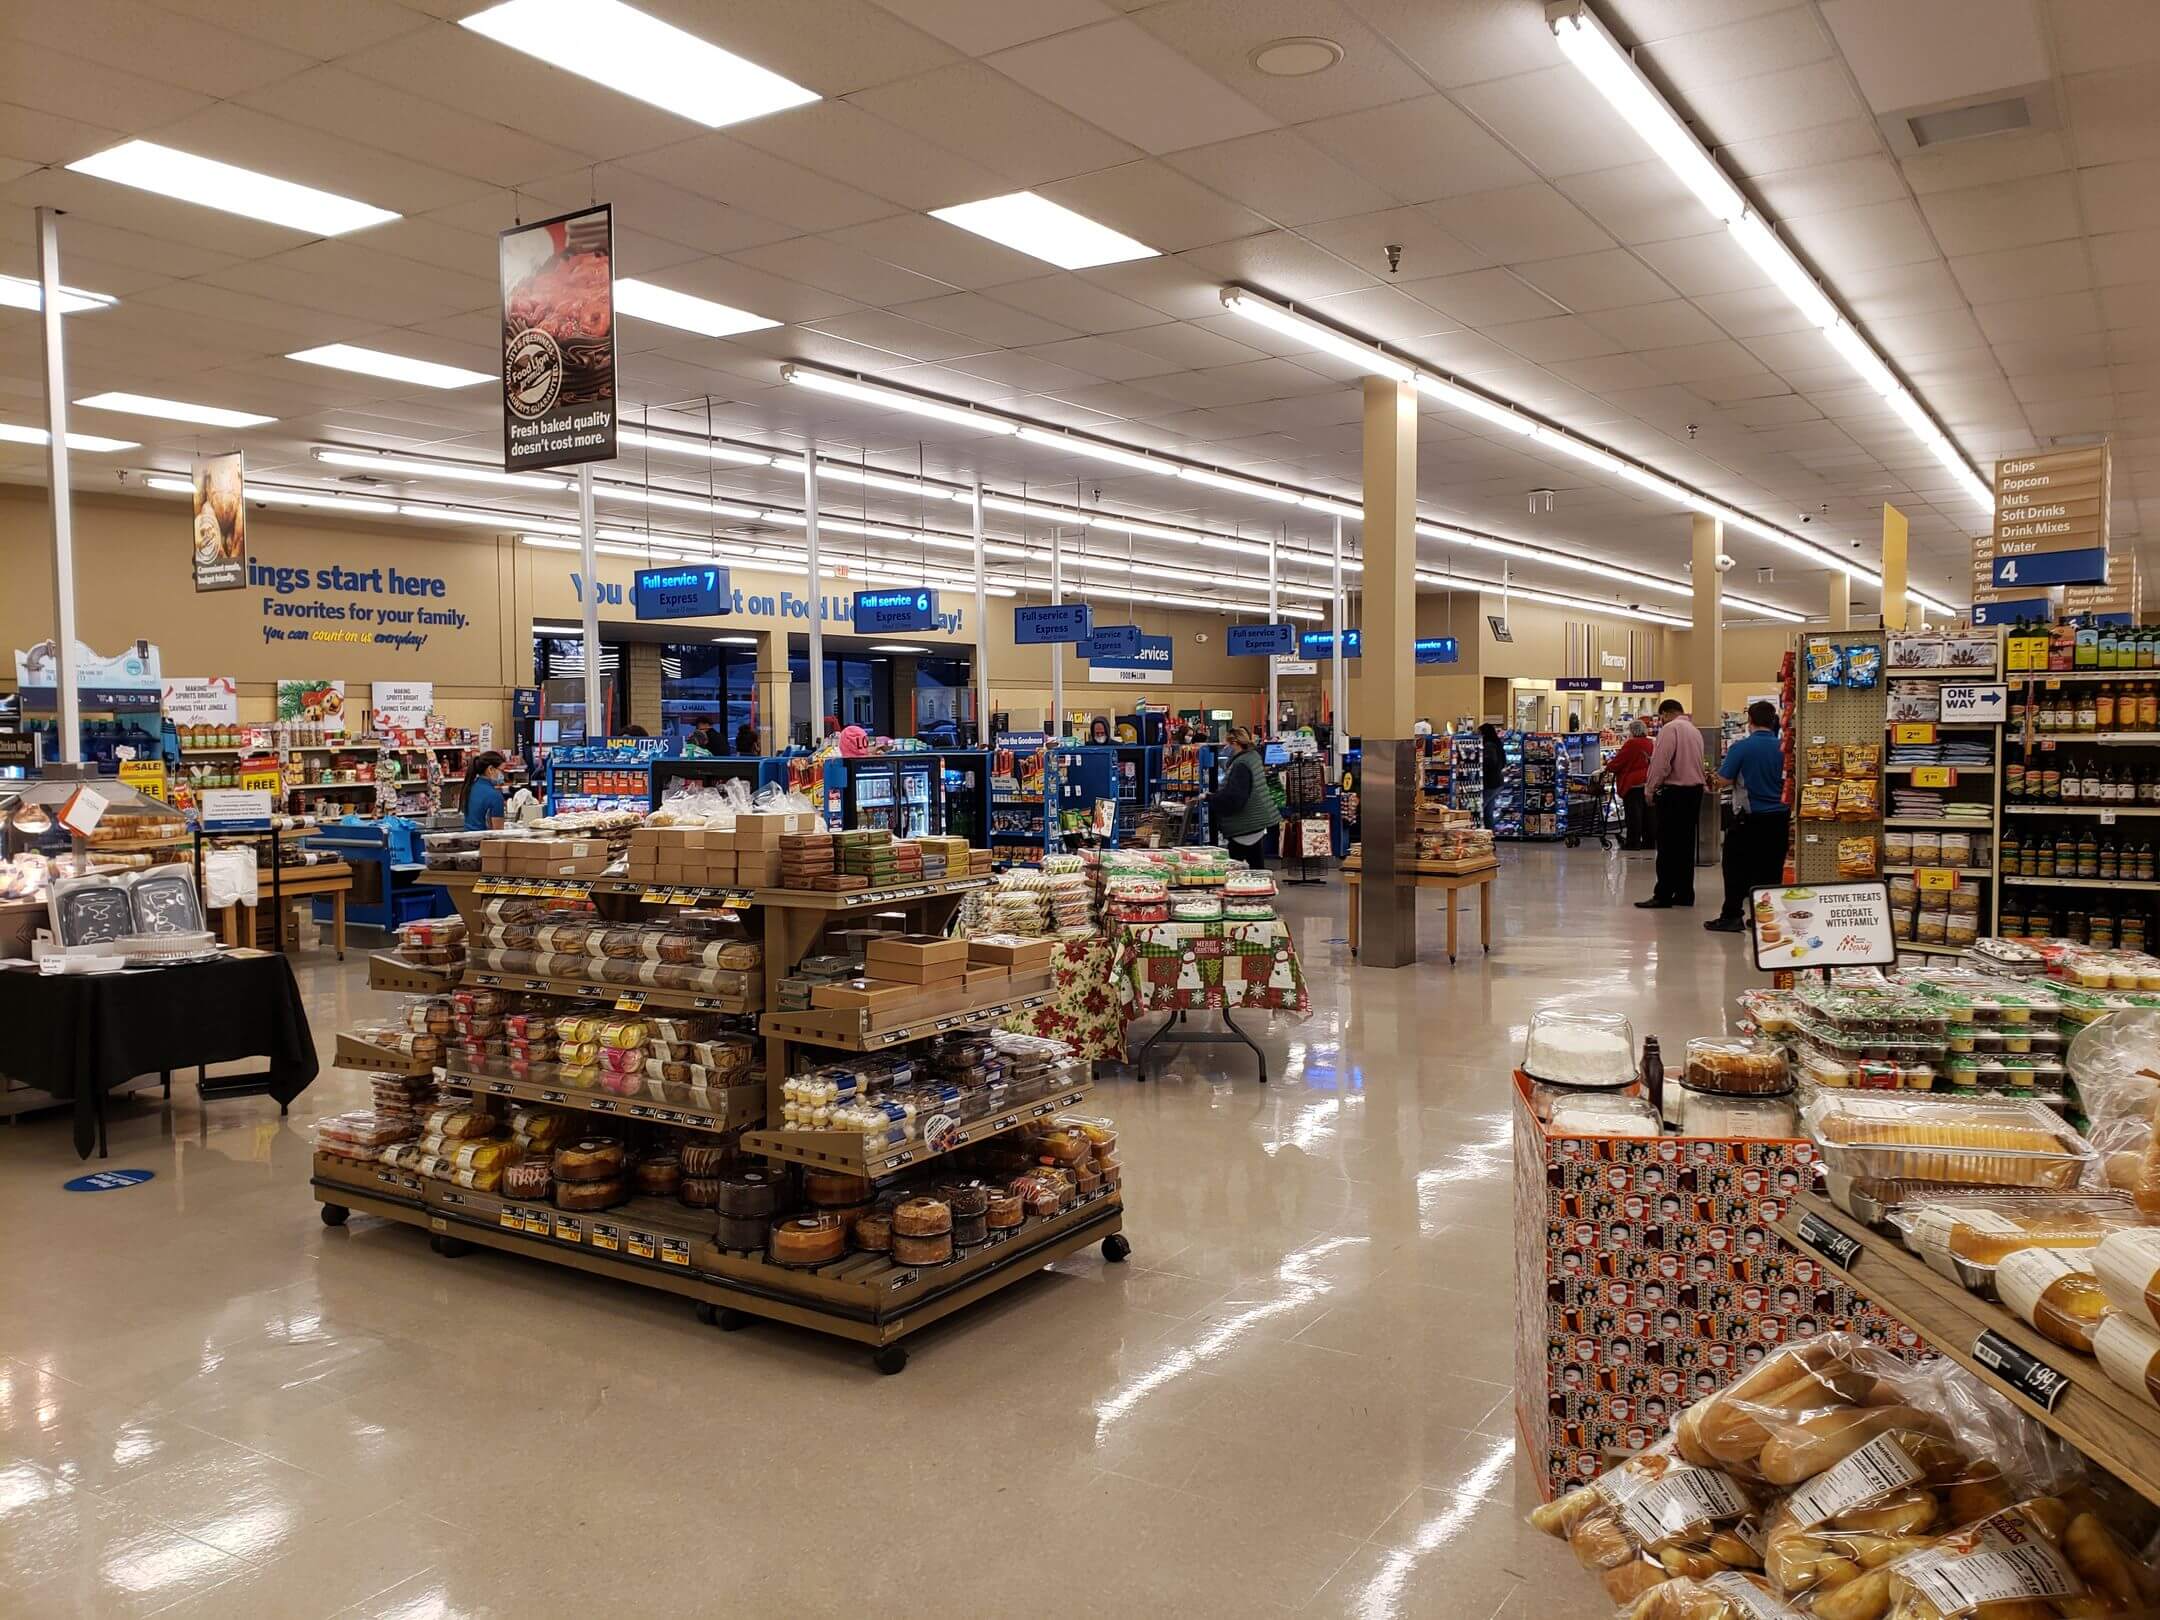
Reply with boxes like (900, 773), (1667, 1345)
(1415, 637), (1459, 664)
(370, 681), (434, 731)
(161, 677), (238, 726)
(1299, 629), (1361, 660)
(1555, 677), (1603, 692)
(1750, 881), (1895, 971)
(499, 204), (616, 472)
(853, 588), (937, 634)
(1622, 680), (1666, 693)
(1972, 597), (2051, 627)
(1993, 548), (2107, 588)
(1086, 632), (1172, 685)
(634, 565), (730, 621)
(191, 452), (246, 593)
(1991, 445), (2108, 586)
(1013, 603), (1093, 645)
(1226, 623), (1297, 657)
(1487, 615), (1512, 643)
(277, 680), (348, 735)
(1086, 624), (1143, 661)
(512, 687), (542, 720)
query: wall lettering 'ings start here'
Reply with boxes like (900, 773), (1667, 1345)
(247, 558), (470, 652)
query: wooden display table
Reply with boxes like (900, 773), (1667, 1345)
(1340, 858), (1498, 963)
(1775, 1190), (2160, 1507)
(210, 861), (352, 958)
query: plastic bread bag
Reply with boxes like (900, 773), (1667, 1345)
(1615, 1572), (1803, 1618)
(2067, 1012), (2160, 1133)
(1529, 1438), (1765, 1609)
(1875, 1497), (2160, 1617)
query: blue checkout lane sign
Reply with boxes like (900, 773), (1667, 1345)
(1416, 637), (1458, 664)
(1972, 597), (2052, 626)
(1300, 629), (1361, 659)
(854, 588), (936, 633)
(1993, 548), (2107, 588)
(65, 1167), (154, 1193)
(634, 565), (729, 620)
(1013, 603), (1093, 645)
(1226, 622), (1297, 657)
(1086, 624), (1143, 660)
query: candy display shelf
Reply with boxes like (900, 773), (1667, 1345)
(321, 851), (1125, 1375)
(1884, 629), (2001, 944)
(1775, 1190), (2160, 1507)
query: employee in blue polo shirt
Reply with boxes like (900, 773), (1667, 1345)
(464, 751), (508, 831)
(1705, 701), (1788, 935)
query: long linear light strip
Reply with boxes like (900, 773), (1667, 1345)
(775, 362), (1855, 616)
(1549, 1), (1992, 517)
(1221, 288), (1959, 617)
(1413, 567), (1689, 629)
(1414, 518), (1801, 622)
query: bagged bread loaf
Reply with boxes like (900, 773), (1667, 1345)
(1617, 1571), (1802, 1618)
(1877, 1497), (2158, 1617)
(1528, 1438), (1763, 1606)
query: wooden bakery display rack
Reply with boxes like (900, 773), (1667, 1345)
(1775, 1189), (2160, 1507)
(313, 869), (1127, 1375)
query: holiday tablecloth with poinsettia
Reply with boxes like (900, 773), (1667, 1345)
(1002, 933), (1128, 1062)
(1111, 917), (1311, 1020)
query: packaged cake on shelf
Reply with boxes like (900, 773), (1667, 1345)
(1522, 1008), (1636, 1089)
(315, 1112), (413, 1153)
(1804, 1092), (2096, 1190)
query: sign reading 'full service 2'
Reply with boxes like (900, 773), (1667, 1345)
(853, 589), (937, 634)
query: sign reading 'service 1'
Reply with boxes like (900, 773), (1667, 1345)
(499, 204), (616, 472)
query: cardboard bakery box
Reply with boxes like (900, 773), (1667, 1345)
(968, 935), (1057, 972)
(653, 862), (686, 885)
(864, 934), (968, 982)
(480, 841), (512, 874)
(702, 825), (737, 852)
(737, 851), (782, 887)
(809, 977), (917, 1013)
(964, 964), (1009, 992)
(733, 812), (789, 847)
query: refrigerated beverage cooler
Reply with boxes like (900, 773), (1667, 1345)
(820, 752), (990, 838)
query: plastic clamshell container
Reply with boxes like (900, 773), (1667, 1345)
(1803, 1092), (2097, 1190)
(1521, 1008), (1635, 1088)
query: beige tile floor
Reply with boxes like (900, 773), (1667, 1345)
(0, 844), (1765, 1618)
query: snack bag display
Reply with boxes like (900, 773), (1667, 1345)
(1844, 645), (1882, 689)
(1808, 642), (1846, 688)
(1809, 744), (1847, 781)
(1837, 778), (1880, 821)
(1838, 837), (1879, 879)
(1843, 742), (1881, 778)
(1803, 781), (1840, 820)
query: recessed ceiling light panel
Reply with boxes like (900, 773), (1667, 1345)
(930, 192), (1156, 270)
(614, 278), (779, 337)
(76, 391), (275, 428)
(67, 140), (398, 236)
(0, 274), (114, 315)
(288, 344), (492, 389)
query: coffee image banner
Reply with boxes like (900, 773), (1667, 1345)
(192, 451), (245, 592)
(498, 203), (615, 471)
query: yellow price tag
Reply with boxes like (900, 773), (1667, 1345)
(1911, 766), (1955, 788)
(614, 993), (646, 1013)
(1893, 723), (1936, 745)
(641, 888), (669, 904)
(1917, 867), (1958, 893)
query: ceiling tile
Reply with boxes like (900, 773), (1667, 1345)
(1077, 256), (1227, 320)
(890, 289), (1079, 347)
(828, 212), (1052, 289)
(1163, 130), (1395, 227)
(1900, 130), (2069, 197)
(1866, 306), (1991, 359)
(1718, 119), (1880, 179)
(1638, 340), (1772, 386)
(804, 308), (992, 362)
(141, 0), (427, 58)
(1543, 353), (1664, 393)
(624, 136), (897, 236)
(847, 62), (1141, 188)
(1297, 209), (1491, 283)
(1554, 163), (1711, 247)
(0, 39), (212, 130)
(2078, 158), (2160, 233)
(982, 272), (1169, 333)
(2093, 229), (2160, 288)
(1304, 284), (1461, 347)
(1682, 59), (1868, 145)
(1946, 239), (2092, 307)
(1972, 290), (2103, 345)
(1835, 258), (1969, 321)
(1451, 66), (1648, 179)
(1639, 7), (1834, 84)
(1919, 173), (2081, 258)
(1015, 334), (1177, 381)
(1176, 231), (1373, 301)
(1402, 267), (1565, 327)
(733, 232), (960, 307)
(1511, 249), (1675, 313)
(636, 0), (963, 98)
(1633, 232), (1766, 298)
(1426, 184), (1613, 263)
(4, 0), (313, 100)
(1300, 95), (1535, 205)
(1784, 199), (1938, 278)
(731, 100), (1009, 213)
(1335, 0), (1557, 89)
(1582, 300), (1729, 349)
(1752, 154), (1911, 221)
(868, 0), (1114, 57)
(2046, 0), (2160, 75)
(2068, 62), (2160, 167)
(1484, 314), (1623, 364)
(1037, 161), (1271, 255)
(1694, 284), (1819, 339)
(987, 18), (1276, 155)
(1817, 0), (2048, 114)
(1092, 319), (1269, 369)
(1132, 0), (1433, 124)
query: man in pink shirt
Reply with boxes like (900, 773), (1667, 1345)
(1637, 698), (1706, 909)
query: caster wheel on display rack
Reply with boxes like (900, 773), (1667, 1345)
(430, 1234), (472, 1259)
(320, 1203), (349, 1227)
(695, 1303), (718, 1326)
(1102, 1233), (1131, 1264)
(873, 1346), (909, 1376)
(718, 1309), (754, 1332)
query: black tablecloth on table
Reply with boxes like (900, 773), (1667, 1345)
(0, 954), (318, 1157)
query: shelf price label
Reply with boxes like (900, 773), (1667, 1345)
(1893, 723), (1936, 745)
(1910, 766), (1956, 788)
(1793, 1211), (1864, 1269)
(1916, 867), (1959, 893)
(613, 992), (646, 1013)
(1972, 1329), (2070, 1411)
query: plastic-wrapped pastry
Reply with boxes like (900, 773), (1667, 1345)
(501, 1159), (553, 1201)
(680, 1143), (729, 1178)
(1074, 1166), (1102, 1197)
(891, 1230), (953, 1265)
(678, 1175), (720, 1208)
(552, 1176), (626, 1212)
(633, 1155), (682, 1197)
(951, 1210), (988, 1247)
(2093, 1229), (2160, 1328)
(769, 1214), (846, 1266)
(598, 927), (645, 961)
(421, 1106), (498, 1140)
(937, 1180), (991, 1218)
(1995, 1248), (2115, 1353)
(553, 1138), (626, 1182)
(555, 1013), (603, 1044)
(715, 1168), (781, 1218)
(713, 1212), (767, 1251)
(892, 1196), (951, 1236)
(852, 1210), (893, 1252)
(804, 1168), (873, 1208)
(597, 1016), (646, 1050)
(985, 1190), (1023, 1230)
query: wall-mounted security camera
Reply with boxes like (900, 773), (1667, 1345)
(1798, 513), (1813, 524)
(1713, 554), (1736, 574)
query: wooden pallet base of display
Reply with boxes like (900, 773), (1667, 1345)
(1774, 1190), (2160, 1506)
(742, 1080), (1092, 1176)
(332, 1034), (436, 1076)
(310, 1176), (1123, 1361)
(366, 952), (461, 995)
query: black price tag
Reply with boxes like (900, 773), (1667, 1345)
(1794, 1211), (1864, 1269)
(1973, 1330), (2071, 1412)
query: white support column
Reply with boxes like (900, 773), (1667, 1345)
(803, 445), (824, 742)
(1267, 532), (1279, 735)
(576, 464), (599, 740)
(37, 208), (79, 763)
(971, 481), (988, 746)
(1049, 524), (1064, 739)
(1331, 516), (1346, 778)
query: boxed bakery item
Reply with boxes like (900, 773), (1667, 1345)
(480, 839), (514, 874)
(810, 977), (917, 1013)
(737, 850), (782, 888)
(968, 934), (1057, 972)
(733, 812), (791, 847)
(864, 934), (968, 983)
(964, 964), (1009, 992)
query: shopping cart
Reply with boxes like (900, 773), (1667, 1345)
(1565, 768), (1620, 850)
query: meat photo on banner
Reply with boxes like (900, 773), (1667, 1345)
(497, 204), (615, 472)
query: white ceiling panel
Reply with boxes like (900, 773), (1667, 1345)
(826, 213), (1052, 291)
(1583, 299), (1729, 351)
(1972, 290), (2104, 346)
(1426, 184), (1614, 264)
(1483, 314), (1623, 364)
(1297, 209), (1490, 284)
(981, 272), (1169, 334)
(1717, 118), (1880, 180)
(2066, 62), (2160, 168)
(1300, 95), (1536, 205)
(1639, 6), (1833, 84)
(1554, 162), (1712, 247)
(1919, 173), (2082, 258)
(1946, 239), (2093, 307)
(987, 18), (1276, 156)
(2, 0), (312, 100)
(143, 0), (428, 59)
(730, 101), (1010, 214)
(1302, 284), (1462, 347)
(1681, 59), (1868, 146)
(1403, 267), (1565, 328)
(2046, 0), (2160, 75)
(635, 0), (963, 98)
(1901, 131), (2069, 198)
(1133, 0), (1433, 125)
(889, 289), (1080, 348)
(1337, 0), (1558, 90)
(622, 136), (898, 235)
(2091, 229), (2160, 288)
(847, 62), (1141, 188)
(1817, 0), (2048, 114)
(1633, 232), (1769, 299)
(732, 234), (953, 307)
(1511, 249), (1676, 314)
(1036, 160), (1271, 255)
(1163, 130), (1396, 226)
(869, 0), (1114, 59)
(1176, 232), (1374, 302)
(1451, 66), (1647, 179)
(1784, 199), (1939, 278)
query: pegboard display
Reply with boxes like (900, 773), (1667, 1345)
(1790, 629), (1888, 885)
(1884, 627), (2002, 949)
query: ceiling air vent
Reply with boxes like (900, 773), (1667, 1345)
(1878, 81), (2058, 158)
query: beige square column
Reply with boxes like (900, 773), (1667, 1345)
(1691, 513), (1724, 873)
(1827, 571), (1850, 632)
(1359, 376), (1420, 969)
(755, 628), (790, 753)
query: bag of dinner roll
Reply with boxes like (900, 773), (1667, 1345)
(1612, 1570), (1800, 1618)
(1530, 1438), (1765, 1608)
(1879, 1496), (2160, 1617)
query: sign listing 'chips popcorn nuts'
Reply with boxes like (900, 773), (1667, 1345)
(1750, 882), (1896, 970)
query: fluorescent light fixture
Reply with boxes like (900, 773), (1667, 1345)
(314, 448), (563, 490)
(1533, 427), (1622, 474)
(985, 495), (1089, 525)
(1015, 427), (1172, 475)
(617, 426), (772, 467)
(930, 191), (1156, 270)
(459, 0), (818, 129)
(1178, 466), (1302, 505)
(1825, 322), (1896, 396)
(869, 643), (929, 654)
(614, 278), (779, 337)
(0, 422), (135, 452)
(759, 509), (808, 528)
(714, 635), (759, 645)
(67, 140), (397, 236)
(1219, 287), (1414, 381)
(287, 344), (491, 389)
(815, 462), (965, 500)
(1548, 7), (1743, 223)
(0, 274), (114, 315)
(1412, 373), (1534, 435)
(1727, 213), (1837, 331)
(1298, 495), (1362, 520)
(592, 483), (763, 519)
(78, 391), (274, 428)
(782, 366), (1017, 435)
(143, 476), (194, 495)
(243, 487), (401, 516)
(399, 503), (575, 533)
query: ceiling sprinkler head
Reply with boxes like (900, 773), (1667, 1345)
(1383, 243), (1403, 275)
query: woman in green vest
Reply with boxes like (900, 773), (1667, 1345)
(1211, 727), (1281, 868)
